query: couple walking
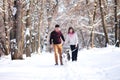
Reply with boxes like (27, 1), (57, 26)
(49, 24), (79, 65)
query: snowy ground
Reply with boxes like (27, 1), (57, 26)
(0, 46), (120, 80)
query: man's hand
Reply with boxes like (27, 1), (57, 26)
(50, 44), (53, 48)
(49, 44), (53, 53)
(62, 41), (65, 46)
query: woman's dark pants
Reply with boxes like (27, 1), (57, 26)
(70, 45), (78, 61)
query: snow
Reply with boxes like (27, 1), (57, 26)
(58, 4), (65, 13)
(12, 7), (17, 16)
(0, 46), (120, 80)
(25, 28), (30, 36)
(10, 39), (16, 43)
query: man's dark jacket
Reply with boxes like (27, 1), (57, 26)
(50, 31), (65, 44)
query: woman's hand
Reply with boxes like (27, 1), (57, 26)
(75, 44), (78, 48)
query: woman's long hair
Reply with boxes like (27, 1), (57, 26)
(68, 27), (75, 34)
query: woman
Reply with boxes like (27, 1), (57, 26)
(65, 27), (79, 61)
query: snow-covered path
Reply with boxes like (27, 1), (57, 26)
(0, 46), (120, 80)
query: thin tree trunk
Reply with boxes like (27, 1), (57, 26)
(3, 0), (9, 55)
(86, 0), (89, 4)
(0, 0), (7, 56)
(80, 29), (85, 48)
(8, 0), (16, 60)
(25, 0), (31, 57)
(38, 23), (40, 54)
(114, 0), (118, 46)
(29, 0), (34, 53)
(37, 0), (44, 54)
(99, 0), (109, 47)
(91, 1), (97, 48)
(31, 33), (35, 53)
(119, 20), (120, 46)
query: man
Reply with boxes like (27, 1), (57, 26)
(50, 24), (65, 65)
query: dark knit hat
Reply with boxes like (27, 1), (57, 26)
(55, 24), (60, 28)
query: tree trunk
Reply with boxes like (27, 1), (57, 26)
(114, 0), (118, 46)
(0, 0), (6, 56)
(31, 36), (35, 53)
(99, 0), (109, 47)
(119, 20), (120, 47)
(12, 0), (23, 59)
(3, 0), (9, 55)
(37, 0), (44, 54)
(91, 1), (97, 48)
(25, 35), (31, 57)
(86, 0), (89, 4)
(79, 29), (85, 48)
(25, 0), (31, 57)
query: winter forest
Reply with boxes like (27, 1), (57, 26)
(1, 0), (120, 80)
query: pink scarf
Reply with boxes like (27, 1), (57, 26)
(69, 33), (74, 38)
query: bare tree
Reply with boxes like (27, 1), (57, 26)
(114, 0), (118, 46)
(90, 0), (97, 48)
(99, 0), (109, 47)
(0, 0), (7, 56)
(119, 20), (120, 46)
(12, 0), (23, 59)
(25, 0), (31, 57)
(3, 0), (13, 56)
